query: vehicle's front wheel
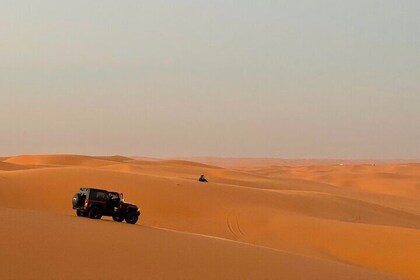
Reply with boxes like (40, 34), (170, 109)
(88, 207), (102, 219)
(112, 213), (125, 222)
(125, 213), (138, 224)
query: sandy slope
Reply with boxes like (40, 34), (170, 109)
(1, 208), (394, 280)
(1, 155), (419, 279)
(0, 161), (37, 171)
(4, 154), (117, 168)
(239, 163), (420, 198)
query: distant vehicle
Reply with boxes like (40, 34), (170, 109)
(199, 175), (208, 183)
(72, 188), (140, 224)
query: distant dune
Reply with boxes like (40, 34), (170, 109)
(1, 155), (419, 280)
(184, 157), (420, 168)
(0, 161), (37, 171)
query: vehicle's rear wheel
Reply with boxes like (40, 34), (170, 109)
(88, 207), (102, 219)
(112, 213), (125, 222)
(76, 210), (84, 217)
(125, 213), (138, 224)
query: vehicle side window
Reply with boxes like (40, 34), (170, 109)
(89, 190), (107, 201)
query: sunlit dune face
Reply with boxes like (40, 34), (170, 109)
(1, 155), (419, 280)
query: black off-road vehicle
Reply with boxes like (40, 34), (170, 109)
(72, 188), (140, 224)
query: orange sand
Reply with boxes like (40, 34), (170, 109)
(1, 155), (419, 279)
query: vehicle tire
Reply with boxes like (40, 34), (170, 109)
(125, 213), (138, 224)
(88, 207), (102, 219)
(72, 193), (82, 207)
(76, 209), (84, 217)
(112, 213), (125, 222)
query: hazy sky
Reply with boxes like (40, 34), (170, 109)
(1, 1), (419, 159)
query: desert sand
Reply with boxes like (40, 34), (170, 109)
(1, 155), (419, 280)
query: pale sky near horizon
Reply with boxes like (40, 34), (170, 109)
(1, 1), (419, 159)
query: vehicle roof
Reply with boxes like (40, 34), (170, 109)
(79, 187), (109, 193)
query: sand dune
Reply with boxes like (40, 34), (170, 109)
(0, 161), (37, 171)
(1, 155), (419, 279)
(5, 154), (118, 168)
(95, 155), (136, 162)
(231, 163), (420, 198)
(184, 157), (383, 168)
(1, 208), (397, 280)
